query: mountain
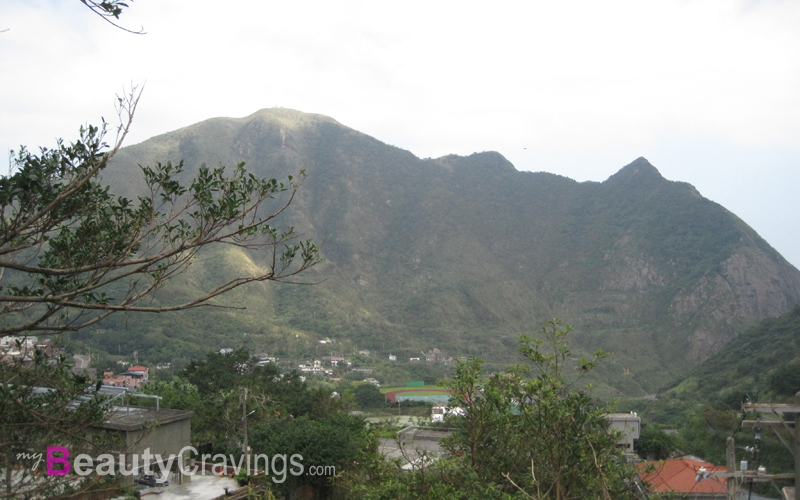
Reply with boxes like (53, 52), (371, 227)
(97, 108), (800, 395)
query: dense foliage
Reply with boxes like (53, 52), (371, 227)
(142, 348), (369, 498)
(636, 425), (678, 461)
(353, 383), (387, 408)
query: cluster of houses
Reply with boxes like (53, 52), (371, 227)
(298, 359), (332, 376)
(298, 354), (357, 375)
(385, 348), (454, 363)
(0, 335), (60, 362)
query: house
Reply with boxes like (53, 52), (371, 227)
(606, 412), (640, 453)
(102, 366), (149, 389)
(431, 404), (465, 422)
(10, 385), (190, 490)
(0, 335), (38, 350)
(0, 336), (59, 362)
(128, 365), (149, 380)
(255, 354), (276, 366)
(299, 360), (325, 374)
(637, 457), (728, 499)
(423, 348), (452, 364)
(94, 400), (194, 486)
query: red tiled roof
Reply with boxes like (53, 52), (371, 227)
(128, 366), (148, 372)
(638, 458), (727, 494)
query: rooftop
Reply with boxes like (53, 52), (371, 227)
(638, 457), (727, 495)
(100, 405), (193, 432)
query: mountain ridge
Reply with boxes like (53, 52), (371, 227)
(101, 108), (800, 394)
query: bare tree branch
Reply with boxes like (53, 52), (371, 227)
(78, 0), (145, 34)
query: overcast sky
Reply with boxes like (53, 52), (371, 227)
(2, 0), (799, 269)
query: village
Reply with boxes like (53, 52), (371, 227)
(2, 333), (788, 500)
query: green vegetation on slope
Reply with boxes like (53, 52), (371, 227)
(665, 303), (800, 405)
(98, 108), (800, 394)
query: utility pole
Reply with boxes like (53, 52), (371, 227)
(241, 387), (256, 474)
(726, 437), (736, 500)
(796, 391), (800, 500)
(242, 386), (249, 458)
(737, 393), (800, 500)
(701, 396), (800, 498)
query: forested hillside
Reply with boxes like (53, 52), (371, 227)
(666, 304), (800, 404)
(91, 108), (800, 394)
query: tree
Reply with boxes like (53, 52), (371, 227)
(768, 363), (800, 396)
(0, 93), (321, 497)
(439, 319), (638, 499)
(174, 348), (311, 454)
(345, 319), (640, 499)
(637, 425), (677, 461)
(353, 383), (386, 409)
(250, 412), (369, 499)
(0, 90), (320, 339)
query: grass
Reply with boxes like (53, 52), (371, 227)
(380, 385), (447, 393)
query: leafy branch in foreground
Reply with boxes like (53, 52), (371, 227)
(0, 89), (322, 339)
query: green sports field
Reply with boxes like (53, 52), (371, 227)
(380, 385), (446, 393)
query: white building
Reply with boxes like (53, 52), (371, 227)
(606, 412), (640, 453)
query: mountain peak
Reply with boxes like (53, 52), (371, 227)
(244, 108), (341, 128)
(605, 157), (665, 185)
(434, 151), (517, 174)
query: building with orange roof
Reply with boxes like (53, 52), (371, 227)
(637, 457), (728, 499)
(102, 365), (149, 388)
